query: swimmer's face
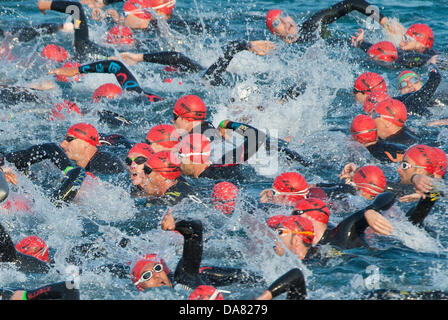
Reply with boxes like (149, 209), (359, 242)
(127, 152), (147, 186)
(272, 13), (298, 43)
(399, 77), (422, 95)
(397, 156), (427, 184)
(138, 262), (172, 290)
(399, 36), (423, 52)
(60, 135), (89, 162)
(353, 91), (368, 105)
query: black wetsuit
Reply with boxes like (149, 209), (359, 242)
(1, 23), (64, 43)
(0, 85), (42, 104)
(50, 1), (113, 60)
(0, 222), (50, 273)
(0, 281), (80, 300)
(405, 191), (440, 227)
(380, 127), (419, 146)
(317, 192), (395, 250)
(5, 143), (125, 203)
(78, 59), (163, 102)
(366, 140), (407, 163)
(393, 64), (443, 117)
(139, 40), (252, 86)
(363, 288), (448, 300)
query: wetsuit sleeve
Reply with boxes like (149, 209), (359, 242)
(9, 23), (62, 42)
(315, 182), (357, 197)
(203, 40), (250, 86)
(358, 41), (373, 53)
(25, 281), (80, 300)
(99, 133), (134, 148)
(98, 110), (133, 126)
(51, 166), (87, 205)
(0, 170), (9, 202)
(405, 192), (439, 227)
(397, 51), (432, 68)
(322, 192), (395, 249)
(142, 52), (203, 72)
(277, 82), (307, 102)
(219, 121), (267, 164)
(267, 268), (306, 300)
(385, 180), (416, 197)
(401, 64), (442, 115)
(79, 60), (163, 102)
(198, 266), (263, 286)
(103, 0), (124, 4)
(0, 222), (17, 263)
(5, 143), (72, 172)
(174, 219), (203, 279)
(0, 288), (15, 300)
(270, 138), (312, 166)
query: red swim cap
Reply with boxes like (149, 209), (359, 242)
(432, 147), (447, 177)
(66, 123), (100, 147)
(279, 215), (314, 245)
(292, 198), (330, 225)
(178, 133), (211, 164)
(146, 124), (180, 148)
(130, 253), (170, 291)
(353, 165), (387, 197)
(56, 62), (82, 82)
(405, 24), (434, 48)
(49, 100), (81, 121)
(308, 187), (328, 201)
(363, 91), (389, 114)
(173, 95), (207, 121)
(128, 142), (155, 159)
(41, 44), (69, 62)
(188, 285), (225, 300)
(374, 98), (407, 127)
(272, 172), (309, 204)
(92, 83), (123, 102)
(404, 144), (437, 175)
(267, 214), (288, 229)
(15, 236), (49, 263)
(354, 72), (387, 94)
(265, 9), (282, 34)
(146, 151), (181, 179)
(350, 114), (377, 145)
(367, 41), (398, 63)
(211, 181), (239, 215)
(123, 0), (175, 20)
(107, 25), (135, 45)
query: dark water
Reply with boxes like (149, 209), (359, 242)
(0, 0), (448, 300)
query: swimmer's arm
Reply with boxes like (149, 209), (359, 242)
(256, 268), (306, 300)
(0, 222), (17, 262)
(405, 193), (438, 227)
(198, 266), (264, 286)
(120, 52), (204, 72)
(412, 63), (442, 104)
(24, 281), (80, 300)
(277, 82), (307, 103)
(51, 166), (87, 205)
(5, 143), (72, 172)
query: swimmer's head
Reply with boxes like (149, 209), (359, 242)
(130, 253), (171, 291)
(352, 165), (387, 200)
(398, 144), (438, 183)
(211, 181), (239, 215)
(292, 197), (330, 225)
(92, 83), (123, 102)
(353, 72), (387, 105)
(61, 123), (100, 164)
(397, 70), (422, 94)
(367, 41), (398, 63)
(127, 143), (155, 186)
(145, 124), (180, 152)
(177, 133), (211, 165)
(266, 9), (298, 43)
(362, 91), (389, 115)
(432, 147), (447, 178)
(350, 114), (378, 146)
(172, 95), (207, 132)
(400, 24), (434, 52)
(144, 151), (181, 180)
(49, 100), (81, 121)
(372, 98), (407, 129)
(268, 172), (309, 205)
(188, 286), (226, 300)
(41, 44), (69, 62)
(123, 0), (175, 21)
(15, 236), (49, 263)
(106, 25), (135, 45)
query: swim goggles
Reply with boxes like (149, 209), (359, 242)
(398, 75), (421, 89)
(399, 161), (426, 171)
(275, 227), (314, 238)
(126, 156), (147, 166)
(271, 11), (290, 29)
(134, 263), (164, 286)
(64, 135), (77, 143)
(269, 187), (309, 197)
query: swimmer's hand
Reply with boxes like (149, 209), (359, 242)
(29, 79), (55, 91)
(218, 120), (231, 140)
(91, 8), (105, 21)
(37, 0), (52, 14)
(380, 17), (407, 36)
(81, 0), (105, 9)
(427, 55), (439, 66)
(364, 209), (393, 236)
(161, 210), (175, 231)
(48, 67), (79, 77)
(427, 119), (448, 127)
(248, 41), (276, 56)
(119, 52), (143, 66)
(411, 174), (434, 197)
(339, 162), (358, 183)
(255, 290), (273, 300)
(398, 193), (422, 203)
(351, 28), (364, 48)
(2, 167), (18, 185)
(259, 188), (274, 203)
(61, 22), (74, 33)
